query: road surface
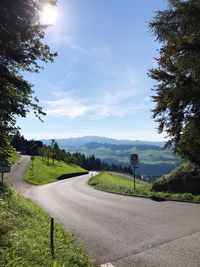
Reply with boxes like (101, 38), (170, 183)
(7, 156), (200, 267)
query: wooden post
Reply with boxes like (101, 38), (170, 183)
(50, 217), (55, 258)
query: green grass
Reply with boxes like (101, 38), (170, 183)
(0, 183), (95, 267)
(8, 150), (20, 165)
(25, 156), (88, 185)
(89, 172), (200, 202)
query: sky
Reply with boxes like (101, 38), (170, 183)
(17, 0), (169, 141)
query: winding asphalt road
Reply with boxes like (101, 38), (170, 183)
(8, 156), (200, 267)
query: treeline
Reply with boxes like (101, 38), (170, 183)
(40, 141), (132, 173)
(11, 132), (178, 179)
(11, 131), (43, 155)
(11, 132), (132, 174)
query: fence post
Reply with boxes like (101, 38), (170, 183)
(50, 217), (55, 258)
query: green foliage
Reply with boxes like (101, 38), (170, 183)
(7, 150), (20, 165)
(176, 121), (200, 164)
(25, 156), (88, 185)
(0, 0), (57, 163)
(152, 161), (200, 194)
(0, 184), (95, 267)
(0, 134), (14, 165)
(89, 172), (200, 202)
(149, 0), (200, 164)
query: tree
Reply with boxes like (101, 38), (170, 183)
(11, 130), (28, 151)
(148, 0), (200, 164)
(52, 141), (60, 163)
(0, 0), (57, 163)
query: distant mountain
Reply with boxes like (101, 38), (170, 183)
(84, 142), (162, 151)
(42, 135), (164, 148)
(41, 136), (179, 177)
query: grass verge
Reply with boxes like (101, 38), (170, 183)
(25, 156), (88, 185)
(89, 172), (200, 202)
(0, 183), (95, 267)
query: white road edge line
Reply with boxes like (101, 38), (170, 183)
(100, 263), (115, 267)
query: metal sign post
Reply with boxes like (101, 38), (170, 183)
(130, 154), (139, 190)
(31, 156), (35, 168)
(50, 217), (55, 259)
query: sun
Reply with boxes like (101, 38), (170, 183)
(40, 4), (58, 25)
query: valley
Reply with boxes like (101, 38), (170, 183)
(43, 136), (180, 180)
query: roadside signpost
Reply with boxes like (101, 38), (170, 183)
(50, 217), (55, 259)
(0, 165), (11, 183)
(31, 156), (35, 168)
(130, 154), (139, 190)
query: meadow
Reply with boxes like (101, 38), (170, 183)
(25, 156), (88, 185)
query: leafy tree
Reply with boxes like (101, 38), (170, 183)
(148, 0), (200, 164)
(52, 141), (60, 162)
(0, 134), (14, 165)
(11, 130), (28, 151)
(0, 0), (57, 163)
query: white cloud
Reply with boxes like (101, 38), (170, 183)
(88, 72), (145, 118)
(43, 88), (145, 120)
(92, 89), (144, 118)
(43, 92), (88, 119)
(42, 69), (146, 120)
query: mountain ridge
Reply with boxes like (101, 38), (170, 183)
(42, 135), (164, 147)
(41, 136), (179, 178)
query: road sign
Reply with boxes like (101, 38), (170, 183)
(130, 154), (139, 190)
(0, 165), (11, 173)
(130, 153), (138, 166)
(0, 165), (11, 183)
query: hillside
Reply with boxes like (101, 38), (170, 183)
(25, 156), (88, 185)
(42, 137), (180, 178)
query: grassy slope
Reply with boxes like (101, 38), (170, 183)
(89, 172), (200, 202)
(0, 184), (95, 267)
(25, 156), (88, 185)
(89, 172), (151, 195)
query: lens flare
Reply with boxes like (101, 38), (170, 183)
(40, 5), (58, 25)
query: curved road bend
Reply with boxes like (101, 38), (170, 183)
(7, 156), (200, 267)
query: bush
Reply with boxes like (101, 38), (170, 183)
(152, 162), (200, 194)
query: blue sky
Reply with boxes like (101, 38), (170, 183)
(18, 0), (168, 141)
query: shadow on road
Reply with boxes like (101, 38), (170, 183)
(151, 196), (167, 202)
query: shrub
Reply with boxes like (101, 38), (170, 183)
(152, 162), (200, 194)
